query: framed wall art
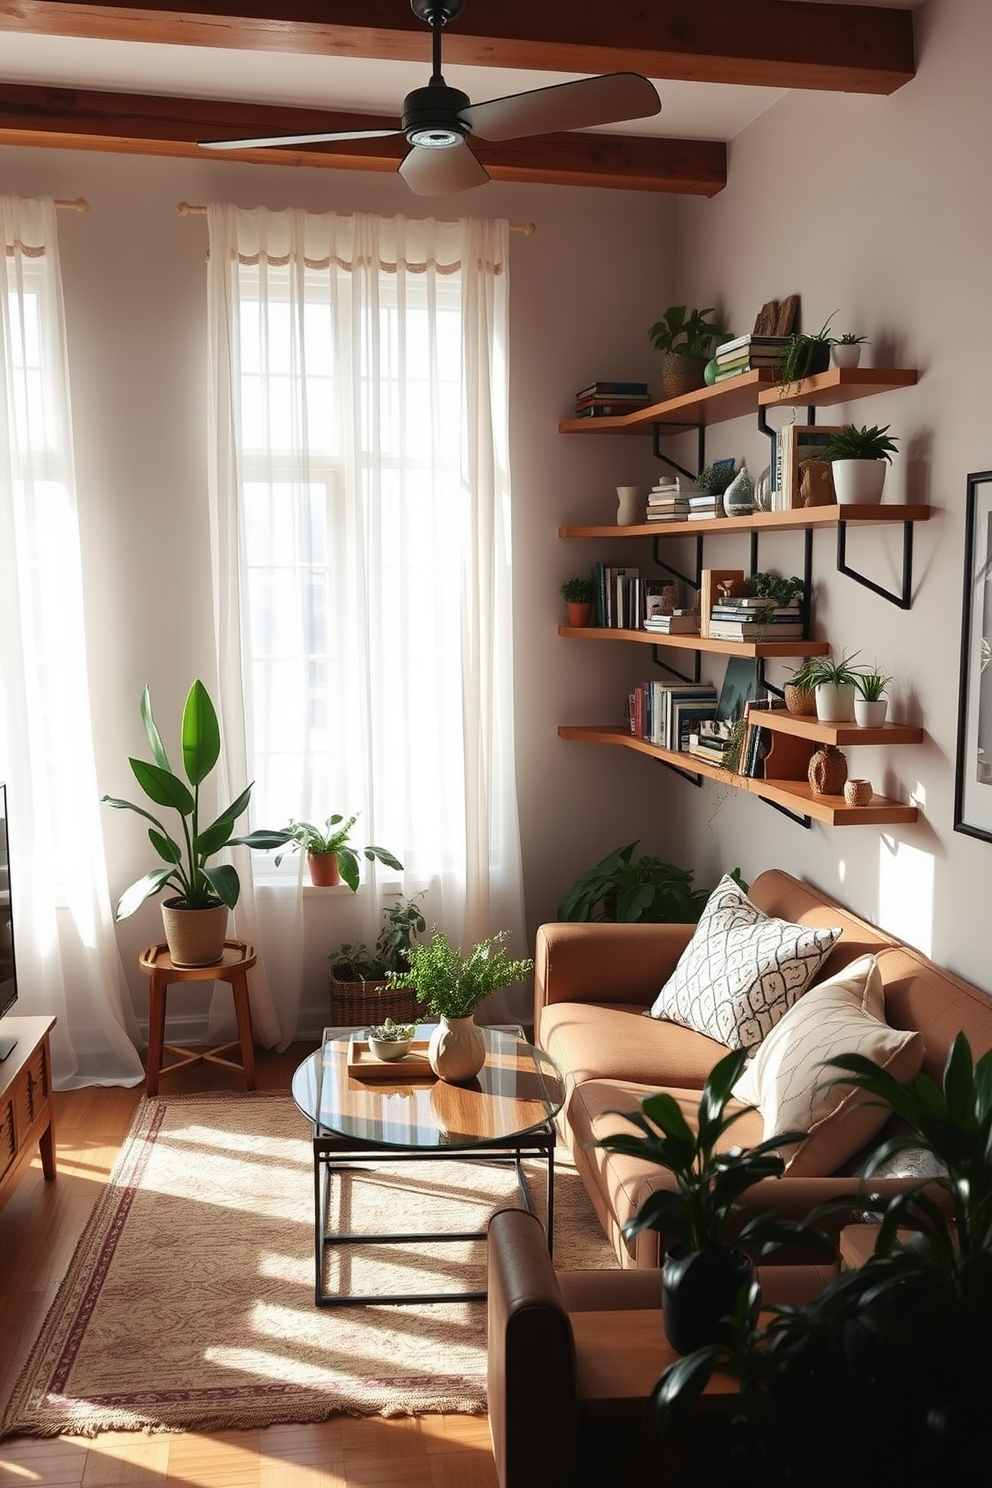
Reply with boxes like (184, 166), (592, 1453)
(954, 471), (992, 840)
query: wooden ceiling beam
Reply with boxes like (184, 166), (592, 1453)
(0, 2), (916, 94)
(0, 84), (727, 194)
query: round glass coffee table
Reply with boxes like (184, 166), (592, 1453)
(292, 1025), (565, 1306)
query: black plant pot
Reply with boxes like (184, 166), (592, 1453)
(662, 1244), (755, 1355)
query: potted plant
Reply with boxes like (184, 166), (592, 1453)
(328, 890), (427, 1026)
(101, 679), (291, 967)
(830, 331), (869, 369)
(821, 423), (899, 505)
(774, 312), (836, 391)
(559, 575), (595, 627)
(782, 657), (821, 716)
(366, 1018), (417, 1062)
(853, 665), (892, 726)
(593, 1049), (814, 1353)
(749, 572), (805, 610)
(387, 928), (533, 1082)
(650, 1033), (992, 1480)
(648, 305), (726, 400)
(556, 842), (723, 923)
(695, 462), (738, 499)
(274, 813), (402, 888)
(803, 651), (864, 723)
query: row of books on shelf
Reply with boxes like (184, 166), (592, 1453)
(591, 564), (700, 631)
(628, 681), (718, 752)
(574, 379), (651, 418)
(684, 698), (787, 777)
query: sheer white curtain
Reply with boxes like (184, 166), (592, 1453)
(0, 196), (143, 1087)
(206, 205), (526, 1044)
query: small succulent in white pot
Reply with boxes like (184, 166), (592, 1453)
(830, 331), (869, 369)
(853, 667), (892, 727)
(822, 424), (898, 505)
(367, 1018), (417, 1061)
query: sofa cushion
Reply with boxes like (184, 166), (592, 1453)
(733, 953), (925, 1176)
(648, 874), (842, 1051)
(540, 1000), (731, 1093)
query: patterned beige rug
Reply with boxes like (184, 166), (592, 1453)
(2, 1090), (616, 1438)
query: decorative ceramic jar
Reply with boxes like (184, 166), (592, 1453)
(808, 744), (849, 796)
(616, 485), (644, 526)
(428, 1014), (486, 1084)
(723, 464), (755, 516)
(844, 778), (873, 807)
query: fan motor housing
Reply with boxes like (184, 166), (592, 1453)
(402, 85), (472, 147)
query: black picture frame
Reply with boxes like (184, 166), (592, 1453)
(953, 471), (992, 841)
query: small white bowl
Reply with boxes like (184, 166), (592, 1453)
(368, 1037), (413, 1062)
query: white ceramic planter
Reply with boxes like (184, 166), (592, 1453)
(428, 1014), (486, 1083)
(368, 1036), (413, 1061)
(854, 697), (888, 727)
(831, 459), (887, 505)
(831, 344), (863, 369)
(815, 682), (856, 723)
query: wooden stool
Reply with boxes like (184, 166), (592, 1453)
(139, 940), (258, 1096)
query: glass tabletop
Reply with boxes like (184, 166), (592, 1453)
(291, 1025), (565, 1150)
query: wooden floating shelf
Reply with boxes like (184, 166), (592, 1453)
(558, 625), (830, 660)
(557, 725), (919, 827)
(557, 368), (918, 435)
(558, 504), (931, 540)
(756, 712), (925, 747)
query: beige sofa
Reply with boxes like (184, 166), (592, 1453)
(535, 868), (992, 1268)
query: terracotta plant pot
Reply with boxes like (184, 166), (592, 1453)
(160, 898), (229, 967)
(566, 601), (593, 628)
(307, 851), (341, 887)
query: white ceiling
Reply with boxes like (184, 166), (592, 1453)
(0, 1), (927, 147)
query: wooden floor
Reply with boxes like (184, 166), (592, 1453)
(0, 1044), (500, 1488)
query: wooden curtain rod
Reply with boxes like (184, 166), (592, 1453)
(176, 201), (535, 234)
(56, 198), (89, 212)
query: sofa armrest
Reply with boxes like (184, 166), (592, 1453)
(534, 920), (695, 1024)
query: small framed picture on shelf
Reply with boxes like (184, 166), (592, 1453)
(954, 470), (992, 842)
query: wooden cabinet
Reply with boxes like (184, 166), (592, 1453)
(557, 368), (927, 827)
(0, 1015), (57, 1214)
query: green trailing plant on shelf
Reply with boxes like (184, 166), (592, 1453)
(775, 311), (836, 390)
(559, 575), (595, 604)
(557, 842), (746, 924)
(801, 651), (864, 688)
(821, 423), (899, 464)
(647, 305), (726, 359)
(274, 813), (402, 891)
(388, 928), (533, 1020)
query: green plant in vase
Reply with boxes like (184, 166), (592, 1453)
(775, 312), (836, 392)
(649, 305), (727, 400)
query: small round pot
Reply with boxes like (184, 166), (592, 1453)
(814, 681), (856, 723)
(854, 697), (888, 727)
(565, 601), (592, 628)
(428, 1014), (486, 1084)
(831, 458), (887, 505)
(160, 898), (229, 967)
(831, 343), (863, 369)
(368, 1036), (413, 1062)
(308, 851), (341, 887)
(662, 1245), (755, 1355)
(845, 778), (873, 807)
(784, 683), (816, 716)
(808, 743), (848, 796)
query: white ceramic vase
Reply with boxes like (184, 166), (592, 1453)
(814, 682), (856, 723)
(428, 1014), (486, 1084)
(854, 697), (888, 727)
(831, 344), (862, 369)
(831, 459), (887, 505)
(616, 486), (644, 526)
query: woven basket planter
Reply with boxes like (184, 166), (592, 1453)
(328, 965), (420, 1027)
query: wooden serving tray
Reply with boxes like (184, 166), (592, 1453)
(346, 1039), (437, 1081)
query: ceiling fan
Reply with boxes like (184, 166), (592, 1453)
(198, 0), (661, 196)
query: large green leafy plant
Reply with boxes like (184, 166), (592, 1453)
(388, 928), (533, 1020)
(331, 891), (428, 981)
(648, 305), (725, 359)
(102, 680), (289, 917)
(557, 842), (741, 924)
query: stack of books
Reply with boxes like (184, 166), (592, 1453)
(685, 720), (733, 765)
(643, 611), (700, 635)
(574, 380), (651, 418)
(706, 594), (805, 642)
(645, 475), (699, 523)
(711, 334), (791, 383)
(628, 680), (718, 751)
(687, 491), (724, 520)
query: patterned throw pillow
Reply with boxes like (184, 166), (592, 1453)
(648, 874), (842, 1050)
(732, 953), (925, 1175)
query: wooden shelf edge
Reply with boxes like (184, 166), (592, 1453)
(558, 625), (830, 659)
(754, 713), (925, 746)
(558, 505), (931, 540)
(758, 367), (918, 409)
(558, 725), (919, 826)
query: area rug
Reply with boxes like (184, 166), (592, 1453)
(2, 1090), (617, 1439)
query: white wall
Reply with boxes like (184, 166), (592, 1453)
(0, 143), (674, 1036)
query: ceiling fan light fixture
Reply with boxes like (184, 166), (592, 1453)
(407, 126), (463, 149)
(401, 82), (472, 150)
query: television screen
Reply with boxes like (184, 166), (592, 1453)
(0, 782), (17, 1031)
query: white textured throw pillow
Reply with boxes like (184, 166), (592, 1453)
(732, 953), (924, 1175)
(649, 874), (842, 1051)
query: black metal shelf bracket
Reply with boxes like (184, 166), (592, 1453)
(760, 796), (812, 829)
(652, 645), (701, 684)
(651, 533), (704, 591)
(651, 422), (705, 485)
(654, 757), (704, 788)
(836, 519), (914, 609)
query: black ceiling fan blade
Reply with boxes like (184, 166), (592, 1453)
(199, 126), (402, 151)
(459, 72), (660, 143)
(398, 141), (490, 196)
